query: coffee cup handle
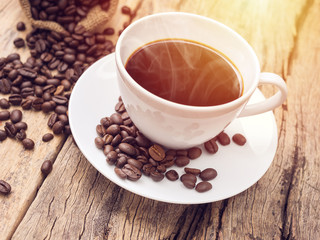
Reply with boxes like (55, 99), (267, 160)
(239, 72), (287, 117)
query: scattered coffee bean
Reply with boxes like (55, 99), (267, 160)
(0, 110), (10, 121)
(15, 122), (28, 131)
(232, 133), (247, 146)
(199, 168), (218, 181)
(165, 170), (179, 181)
(0, 180), (11, 195)
(180, 173), (197, 183)
(204, 138), (219, 154)
(0, 130), (7, 141)
(10, 109), (23, 123)
(16, 21), (26, 31)
(52, 121), (64, 134)
(217, 132), (231, 146)
(0, 98), (10, 109)
(42, 133), (54, 142)
(175, 156), (190, 167)
(41, 160), (53, 176)
(150, 171), (165, 182)
(182, 179), (196, 189)
(4, 122), (17, 137)
(184, 167), (201, 175)
(114, 167), (127, 179)
(187, 147), (202, 159)
(118, 142), (136, 156)
(16, 129), (27, 141)
(122, 164), (142, 181)
(22, 138), (35, 150)
(13, 38), (25, 48)
(148, 144), (165, 161)
(195, 181), (212, 193)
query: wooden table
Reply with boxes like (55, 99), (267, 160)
(1, 0), (319, 239)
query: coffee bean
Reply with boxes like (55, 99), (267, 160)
(41, 160), (53, 176)
(166, 149), (177, 156)
(7, 53), (20, 62)
(106, 124), (120, 136)
(148, 144), (165, 161)
(0, 180), (11, 195)
(157, 164), (166, 173)
(8, 69), (18, 80)
(32, 98), (44, 111)
(52, 95), (68, 105)
(121, 6), (131, 15)
(22, 138), (35, 150)
(103, 145), (114, 155)
(127, 158), (143, 170)
(0, 78), (12, 94)
(176, 150), (188, 156)
(175, 156), (190, 167)
(4, 122), (17, 137)
(135, 133), (151, 148)
(180, 173), (197, 183)
(94, 137), (104, 149)
(106, 151), (118, 165)
(18, 67), (37, 79)
(103, 27), (115, 35)
(217, 132), (231, 146)
(182, 179), (196, 189)
(14, 38), (25, 48)
(48, 113), (58, 128)
(41, 101), (54, 113)
(0, 98), (10, 109)
(0, 130), (7, 141)
(63, 54), (76, 64)
(42, 133), (54, 142)
(184, 167), (201, 175)
(10, 109), (23, 123)
(21, 99), (32, 109)
(199, 168), (218, 181)
(0, 110), (10, 121)
(115, 156), (127, 168)
(110, 113), (123, 125)
(52, 121), (64, 134)
(204, 138), (219, 154)
(15, 121), (28, 131)
(195, 181), (212, 193)
(150, 171), (164, 182)
(55, 105), (67, 114)
(16, 129), (27, 141)
(122, 164), (142, 181)
(232, 133), (247, 146)
(16, 21), (26, 31)
(115, 101), (125, 113)
(114, 167), (127, 179)
(111, 134), (122, 146)
(118, 142), (136, 156)
(165, 169), (179, 181)
(187, 147), (202, 159)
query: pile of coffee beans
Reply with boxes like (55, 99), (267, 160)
(1, 4), (135, 194)
(94, 97), (247, 193)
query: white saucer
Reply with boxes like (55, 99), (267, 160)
(69, 53), (278, 204)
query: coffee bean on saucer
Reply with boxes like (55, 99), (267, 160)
(165, 169), (179, 181)
(195, 181), (212, 193)
(150, 171), (165, 182)
(122, 164), (142, 181)
(204, 138), (219, 154)
(114, 167), (127, 179)
(184, 167), (201, 175)
(148, 144), (165, 161)
(0, 180), (11, 195)
(217, 132), (231, 146)
(41, 160), (53, 176)
(232, 133), (247, 146)
(175, 156), (190, 167)
(187, 147), (202, 159)
(199, 168), (217, 181)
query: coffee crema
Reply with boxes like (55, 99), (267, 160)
(125, 39), (243, 107)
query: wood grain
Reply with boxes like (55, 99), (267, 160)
(1, 0), (319, 239)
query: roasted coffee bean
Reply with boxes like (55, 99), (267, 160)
(204, 138), (219, 154)
(111, 134), (122, 146)
(176, 150), (188, 156)
(0, 98), (10, 109)
(14, 38), (25, 48)
(199, 168), (218, 181)
(184, 167), (201, 175)
(18, 67), (37, 79)
(4, 122), (17, 137)
(32, 98), (44, 111)
(165, 169), (179, 181)
(118, 143), (136, 156)
(95, 137), (104, 149)
(43, 85), (56, 94)
(135, 133), (151, 148)
(115, 101), (125, 113)
(180, 173), (197, 183)
(21, 87), (35, 98)
(127, 158), (143, 170)
(106, 124), (120, 136)
(116, 156), (127, 168)
(0, 110), (10, 121)
(106, 151), (118, 165)
(142, 163), (155, 176)
(156, 165), (166, 172)
(55, 105), (67, 114)
(41, 101), (54, 113)
(187, 147), (202, 159)
(175, 156), (190, 167)
(195, 181), (212, 193)
(48, 113), (58, 128)
(121, 6), (131, 15)
(122, 164), (142, 181)
(52, 121), (64, 134)
(64, 125), (71, 135)
(41, 160), (53, 176)
(7, 53), (20, 62)
(63, 54), (76, 64)
(103, 27), (115, 35)
(0, 130), (7, 141)
(0, 78), (11, 94)
(10, 109), (23, 123)
(149, 158), (158, 167)
(35, 39), (46, 53)
(16, 129), (27, 141)
(22, 138), (35, 150)
(0, 180), (11, 195)
(103, 144), (114, 155)
(148, 144), (165, 161)
(16, 21), (26, 31)
(217, 132), (231, 146)
(8, 69), (18, 80)
(42, 133), (54, 142)
(182, 179), (196, 189)
(232, 133), (247, 146)
(114, 167), (127, 179)
(110, 113), (123, 125)
(52, 95), (68, 105)
(166, 149), (177, 156)
(150, 171), (165, 182)
(15, 121), (28, 131)
(21, 99), (32, 110)
(96, 125), (107, 137)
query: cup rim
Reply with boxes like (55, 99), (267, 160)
(115, 12), (260, 112)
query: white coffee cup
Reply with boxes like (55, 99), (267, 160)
(115, 12), (287, 149)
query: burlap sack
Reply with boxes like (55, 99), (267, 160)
(19, 0), (118, 33)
